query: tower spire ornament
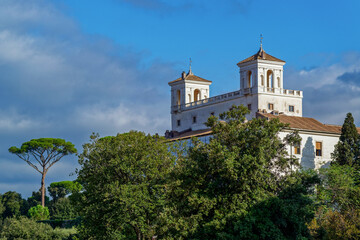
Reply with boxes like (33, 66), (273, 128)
(188, 57), (193, 75)
(260, 34), (263, 50)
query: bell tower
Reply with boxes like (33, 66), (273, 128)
(237, 40), (302, 117)
(168, 62), (212, 132)
(237, 45), (285, 92)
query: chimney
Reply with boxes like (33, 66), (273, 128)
(182, 71), (186, 80)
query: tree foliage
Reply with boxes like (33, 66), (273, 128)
(0, 191), (28, 220)
(232, 170), (320, 240)
(332, 113), (360, 166)
(0, 216), (74, 240)
(9, 138), (77, 207)
(162, 105), (300, 239)
(49, 197), (79, 220)
(310, 164), (360, 239)
(1, 107), (356, 238)
(28, 205), (50, 221)
(48, 181), (82, 202)
(27, 191), (50, 208)
(75, 132), (175, 239)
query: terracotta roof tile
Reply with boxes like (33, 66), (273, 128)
(257, 113), (360, 134)
(237, 48), (285, 65)
(168, 73), (212, 85)
(167, 114), (360, 140)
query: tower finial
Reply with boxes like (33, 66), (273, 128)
(188, 57), (193, 75)
(260, 34), (263, 50)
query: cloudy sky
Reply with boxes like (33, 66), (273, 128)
(1, 0), (360, 198)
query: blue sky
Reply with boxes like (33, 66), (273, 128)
(0, 0), (360, 198)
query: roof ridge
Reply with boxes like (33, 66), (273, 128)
(168, 73), (212, 85)
(237, 48), (285, 65)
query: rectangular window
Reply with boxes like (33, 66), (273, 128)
(177, 119), (181, 126)
(247, 104), (252, 110)
(316, 142), (322, 156)
(294, 143), (301, 155)
(193, 116), (197, 124)
(289, 105), (295, 112)
(268, 103), (274, 110)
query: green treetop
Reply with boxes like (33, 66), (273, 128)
(9, 138), (77, 207)
(48, 181), (82, 202)
(163, 105), (300, 239)
(75, 132), (175, 240)
(332, 113), (360, 166)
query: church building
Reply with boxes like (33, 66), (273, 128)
(165, 43), (360, 169)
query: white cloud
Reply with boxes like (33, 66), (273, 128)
(285, 53), (360, 125)
(0, 0), (175, 197)
(0, 0), (77, 34)
(0, 109), (44, 132)
(73, 101), (169, 136)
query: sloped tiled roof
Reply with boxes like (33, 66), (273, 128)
(168, 71), (212, 85)
(237, 47), (285, 65)
(168, 128), (212, 141)
(167, 113), (360, 140)
(257, 113), (360, 134)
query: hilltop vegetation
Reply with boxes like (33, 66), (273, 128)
(2, 106), (360, 239)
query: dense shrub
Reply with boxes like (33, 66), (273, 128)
(28, 205), (50, 221)
(0, 216), (74, 239)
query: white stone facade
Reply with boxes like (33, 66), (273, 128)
(167, 47), (347, 169)
(169, 49), (303, 133)
(279, 130), (339, 169)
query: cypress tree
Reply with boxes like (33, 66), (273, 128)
(332, 113), (360, 166)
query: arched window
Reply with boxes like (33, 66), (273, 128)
(261, 75), (264, 86)
(277, 77), (281, 88)
(188, 94), (191, 103)
(194, 89), (201, 102)
(247, 71), (253, 88)
(177, 90), (181, 106)
(267, 70), (273, 88)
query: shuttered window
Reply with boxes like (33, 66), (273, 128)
(294, 143), (301, 155)
(316, 142), (322, 156)
(268, 103), (274, 110)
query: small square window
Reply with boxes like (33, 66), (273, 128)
(289, 105), (295, 112)
(193, 116), (197, 124)
(268, 103), (274, 110)
(247, 104), (252, 110)
(177, 120), (181, 126)
(316, 142), (322, 157)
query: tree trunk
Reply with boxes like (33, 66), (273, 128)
(134, 225), (141, 240)
(41, 170), (46, 207)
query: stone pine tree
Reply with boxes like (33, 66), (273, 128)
(332, 113), (360, 166)
(9, 138), (77, 207)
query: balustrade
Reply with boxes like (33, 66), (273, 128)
(172, 87), (302, 113)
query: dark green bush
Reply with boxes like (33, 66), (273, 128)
(0, 216), (75, 240)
